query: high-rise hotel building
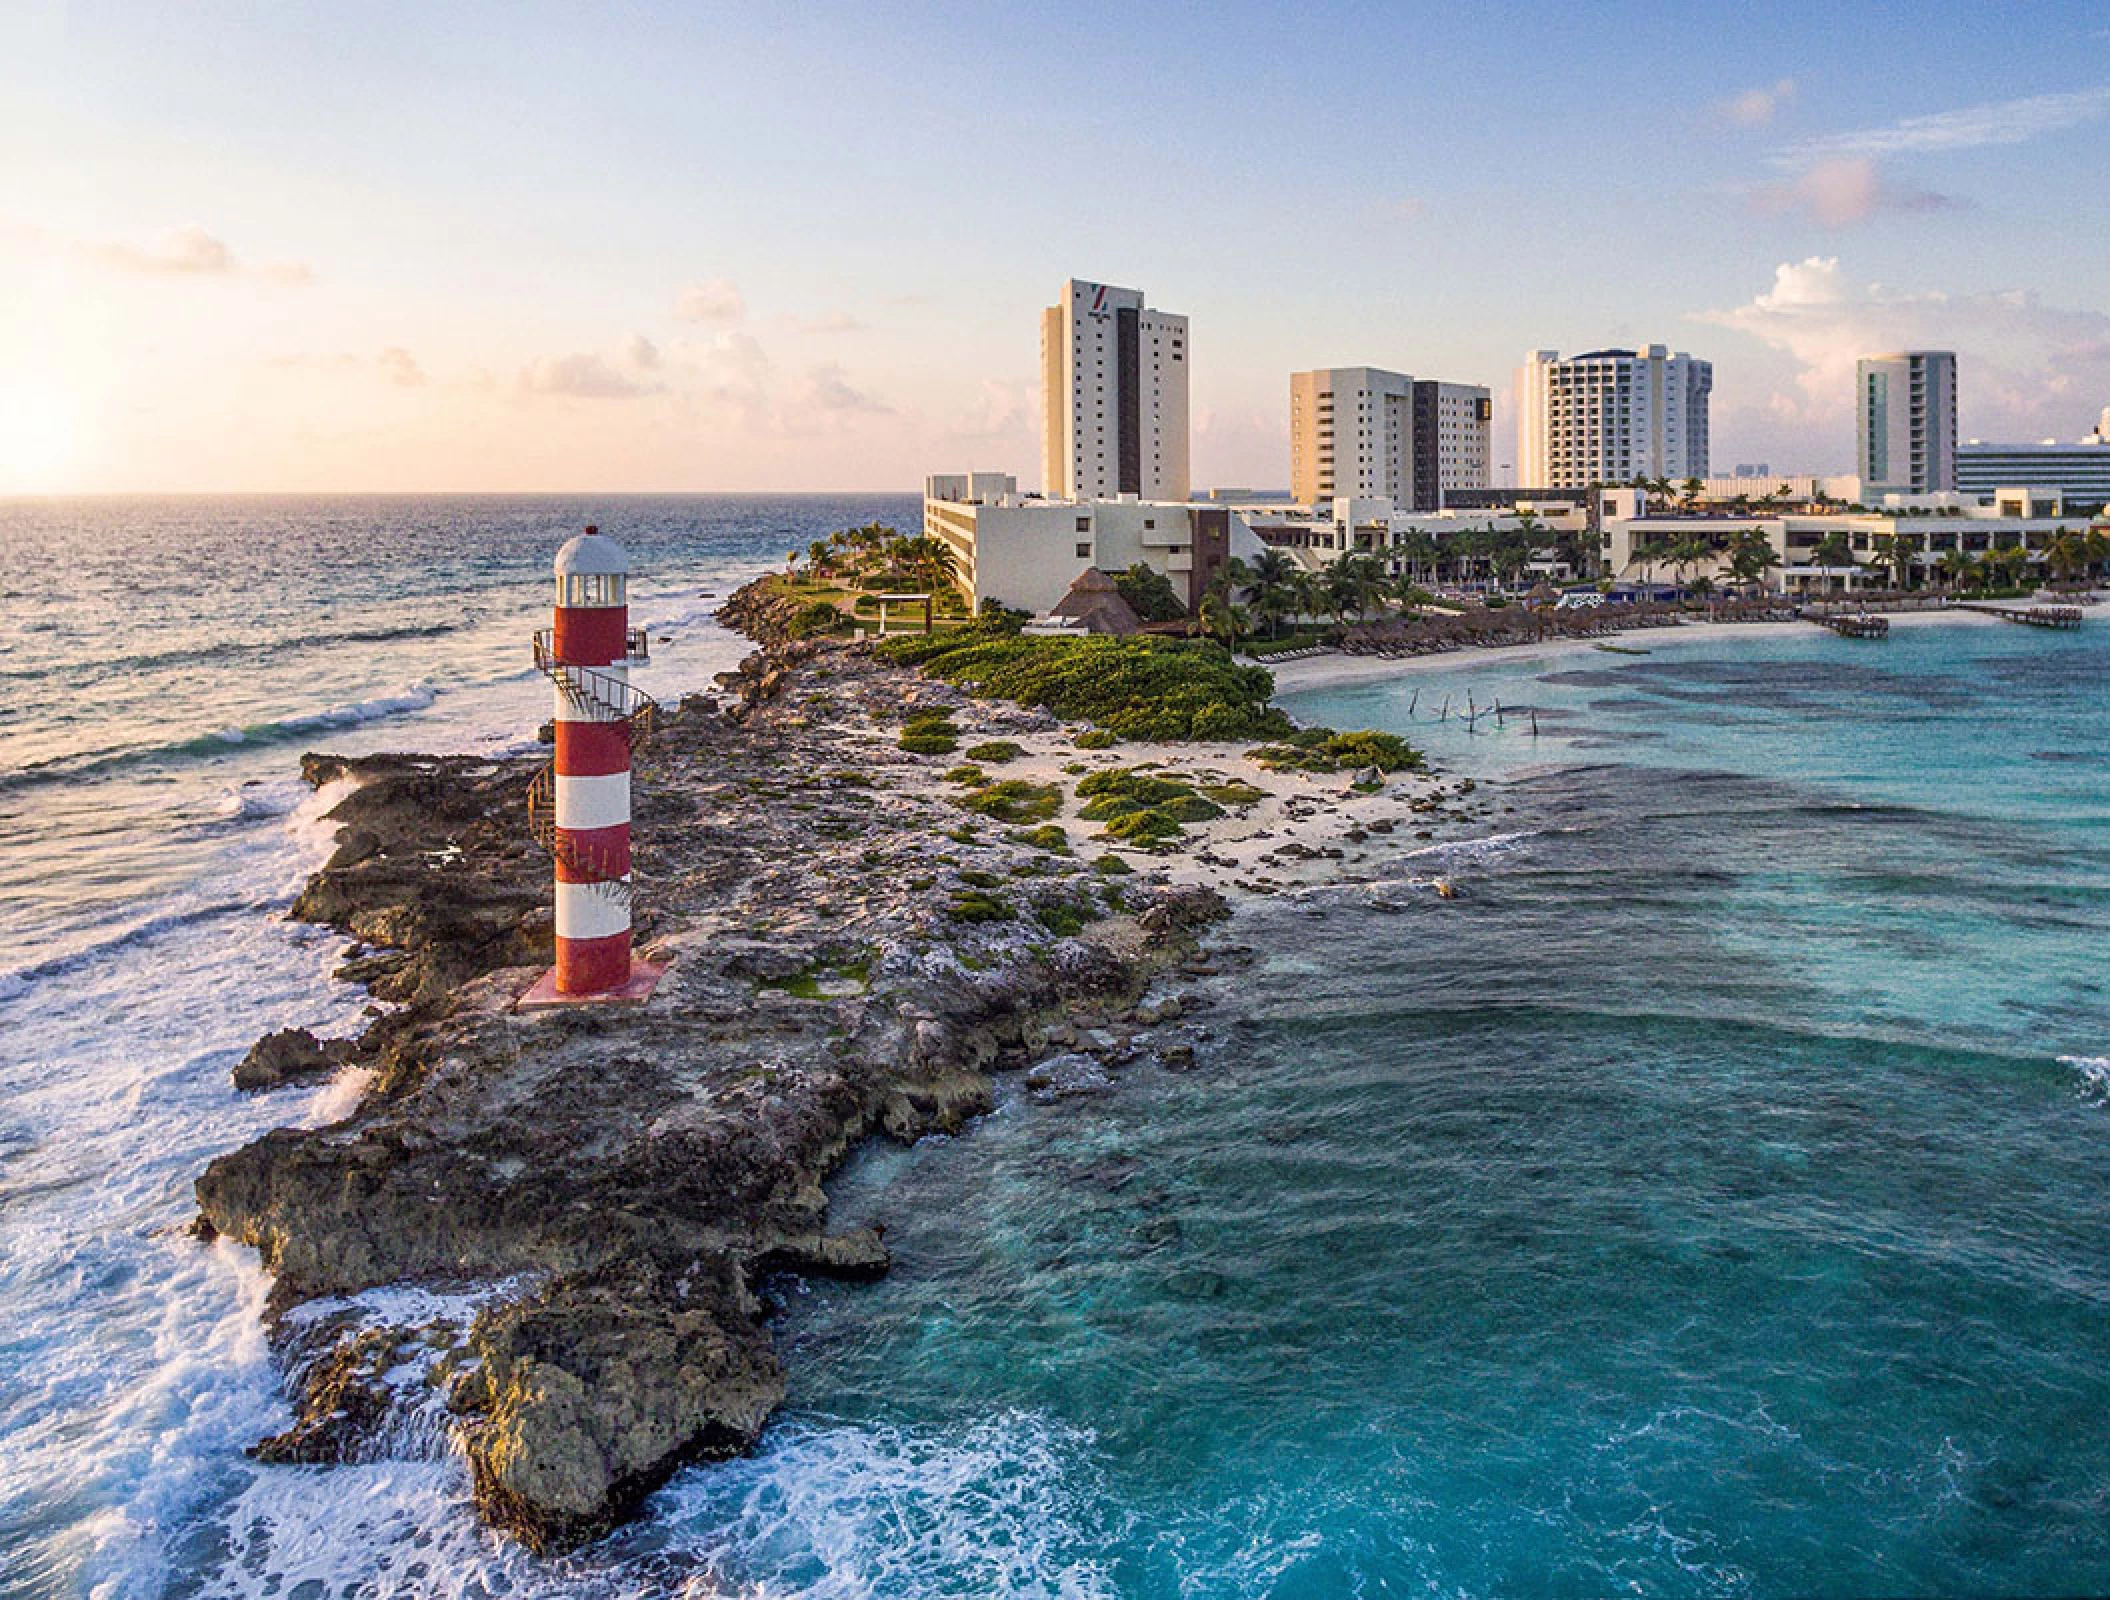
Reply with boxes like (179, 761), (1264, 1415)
(1289, 367), (1491, 508)
(1516, 346), (1712, 489)
(1857, 351), (1957, 496)
(1040, 279), (1190, 501)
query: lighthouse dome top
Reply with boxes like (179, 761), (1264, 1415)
(554, 526), (628, 578)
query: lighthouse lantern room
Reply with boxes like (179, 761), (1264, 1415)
(518, 526), (665, 1009)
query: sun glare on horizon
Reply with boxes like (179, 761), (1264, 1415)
(0, 381), (84, 494)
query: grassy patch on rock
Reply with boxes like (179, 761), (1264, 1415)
(1077, 768), (1225, 826)
(962, 740), (1024, 765)
(957, 779), (1062, 825)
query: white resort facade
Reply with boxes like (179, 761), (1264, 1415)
(923, 473), (1265, 617)
(1517, 345), (1713, 489)
(1598, 485), (2082, 594)
(1040, 278), (1190, 503)
(1288, 368), (1491, 510)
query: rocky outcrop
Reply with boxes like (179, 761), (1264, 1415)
(232, 1028), (356, 1092)
(197, 627), (1230, 1552)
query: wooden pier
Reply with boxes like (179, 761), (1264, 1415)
(1954, 603), (2085, 629)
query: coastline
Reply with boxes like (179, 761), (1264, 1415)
(176, 586), (2057, 1556)
(188, 588), (1501, 1552)
(1264, 606), (2008, 692)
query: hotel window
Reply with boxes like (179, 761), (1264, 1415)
(1076, 542), (1092, 558)
(1076, 517), (1090, 532)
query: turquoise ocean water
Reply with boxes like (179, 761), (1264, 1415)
(3, 504), (2107, 1597)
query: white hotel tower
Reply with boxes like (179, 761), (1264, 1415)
(1517, 345), (1712, 489)
(1041, 279), (1190, 501)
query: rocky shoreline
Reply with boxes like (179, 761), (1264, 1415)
(192, 578), (1511, 1549)
(192, 590), (1294, 1550)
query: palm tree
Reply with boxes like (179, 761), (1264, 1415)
(1197, 590), (1248, 648)
(1288, 568), (1327, 628)
(2046, 531), (2091, 583)
(1667, 533), (1713, 591)
(1810, 530), (1855, 594)
(1727, 528), (1779, 595)
(1870, 531), (1919, 590)
(1935, 547), (1979, 592)
(1243, 548), (1299, 636)
(1679, 476), (1705, 510)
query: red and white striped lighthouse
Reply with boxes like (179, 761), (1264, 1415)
(520, 526), (663, 1008)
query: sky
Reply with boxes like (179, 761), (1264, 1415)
(2, 0), (2107, 493)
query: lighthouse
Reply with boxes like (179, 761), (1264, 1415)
(520, 527), (664, 1007)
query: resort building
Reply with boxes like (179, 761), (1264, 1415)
(1040, 278), (1190, 502)
(1243, 496), (1591, 580)
(1600, 488), (2081, 596)
(1516, 345), (1712, 489)
(1290, 368), (1414, 505)
(1288, 368), (1492, 510)
(1413, 380), (1493, 509)
(1958, 425), (2110, 513)
(922, 474), (1266, 616)
(1857, 351), (1957, 496)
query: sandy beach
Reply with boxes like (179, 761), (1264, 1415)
(1262, 607), (2009, 694)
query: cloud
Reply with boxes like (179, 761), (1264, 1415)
(1777, 84), (2110, 164)
(520, 350), (664, 399)
(1694, 256), (2110, 446)
(674, 278), (744, 322)
(1750, 155), (1965, 227)
(267, 346), (426, 386)
(378, 347), (425, 388)
(803, 363), (888, 414)
(948, 378), (1033, 443)
(793, 310), (866, 335)
(1718, 78), (1795, 128)
(88, 224), (314, 284)
(625, 333), (661, 370)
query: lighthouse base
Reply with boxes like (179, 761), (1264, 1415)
(515, 958), (666, 1012)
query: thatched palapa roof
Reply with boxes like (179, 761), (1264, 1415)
(1048, 568), (1143, 635)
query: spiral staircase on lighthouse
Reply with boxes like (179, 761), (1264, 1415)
(525, 625), (657, 908)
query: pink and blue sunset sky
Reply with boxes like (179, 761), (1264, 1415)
(3, 0), (2108, 493)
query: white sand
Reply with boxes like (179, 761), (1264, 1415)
(1263, 608), (2005, 694)
(890, 716), (1474, 901)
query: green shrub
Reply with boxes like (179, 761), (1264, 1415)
(1091, 853), (1135, 875)
(899, 732), (959, 755)
(957, 868), (1004, 889)
(1111, 562), (1188, 623)
(959, 779), (1062, 825)
(941, 764), (987, 785)
(1015, 824), (1070, 853)
(875, 634), (1292, 743)
(1101, 808), (1184, 843)
(947, 891), (1013, 923)
(1074, 728), (1119, 750)
(902, 709), (959, 735)
(1033, 897), (1092, 937)
(1076, 768), (1224, 825)
(963, 740), (1024, 764)
(1199, 780), (1266, 807)
(785, 600), (845, 638)
(1246, 728), (1423, 773)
